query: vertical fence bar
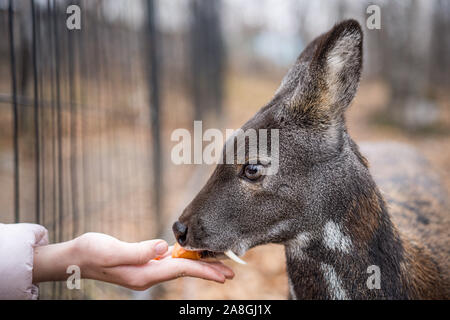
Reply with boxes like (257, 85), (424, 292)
(145, 0), (162, 235)
(92, 3), (104, 235)
(37, 5), (46, 229)
(76, 0), (88, 234)
(8, 0), (20, 223)
(31, 0), (41, 225)
(52, 0), (64, 297)
(51, 0), (63, 245)
(47, 0), (56, 241)
(46, 0), (57, 298)
(78, 0), (90, 233)
(67, 10), (79, 238)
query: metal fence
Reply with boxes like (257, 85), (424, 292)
(0, 0), (165, 299)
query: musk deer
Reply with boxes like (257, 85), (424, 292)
(173, 20), (449, 299)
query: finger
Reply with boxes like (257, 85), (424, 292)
(200, 261), (234, 279)
(109, 239), (168, 266)
(102, 259), (230, 291)
(152, 247), (234, 278)
(154, 245), (174, 260)
(154, 252), (234, 277)
(153, 258), (227, 283)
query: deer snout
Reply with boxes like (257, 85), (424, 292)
(172, 221), (188, 246)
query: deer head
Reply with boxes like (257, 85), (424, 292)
(173, 19), (364, 263)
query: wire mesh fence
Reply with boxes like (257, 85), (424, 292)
(0, 0), (226, 299)
(0, 0), (166, 299)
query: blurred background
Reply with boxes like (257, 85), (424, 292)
(0, 0), (448, 299)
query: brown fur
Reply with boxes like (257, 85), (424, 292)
(361, 142), (450, 299)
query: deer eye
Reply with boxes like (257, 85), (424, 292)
(243, 163), (263, 181)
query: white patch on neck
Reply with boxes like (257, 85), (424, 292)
(323, 220), (352, 253)
(286, 232), (311, 260)
(320, 263), (350, 300)
(286, 232), (311, 300)
(287, 276), (298, 300)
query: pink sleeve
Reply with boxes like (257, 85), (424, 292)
(0, 223), (49, 300)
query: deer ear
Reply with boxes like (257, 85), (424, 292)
(277, 20), (363, 127)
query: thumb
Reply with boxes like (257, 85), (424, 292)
(111, 239), (168, 266)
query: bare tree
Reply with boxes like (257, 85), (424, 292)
(189, 0), (225, 121)
(379, 0), (439, 130)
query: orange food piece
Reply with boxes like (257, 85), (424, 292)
(171, 242), (201, 260)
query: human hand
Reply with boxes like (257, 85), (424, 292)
(33, 232), (234, 290)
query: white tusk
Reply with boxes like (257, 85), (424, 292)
(224, 250), (246, 265)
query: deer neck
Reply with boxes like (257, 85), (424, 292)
(284, 180), (444, 299)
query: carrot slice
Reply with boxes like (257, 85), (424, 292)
(171, 242), (201, 260)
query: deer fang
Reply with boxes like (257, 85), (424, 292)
(224, 250), (246, 265)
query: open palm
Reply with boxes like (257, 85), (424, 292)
(75, 233), (234, 291)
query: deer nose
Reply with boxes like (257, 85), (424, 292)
(172, 221), (188, 246)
